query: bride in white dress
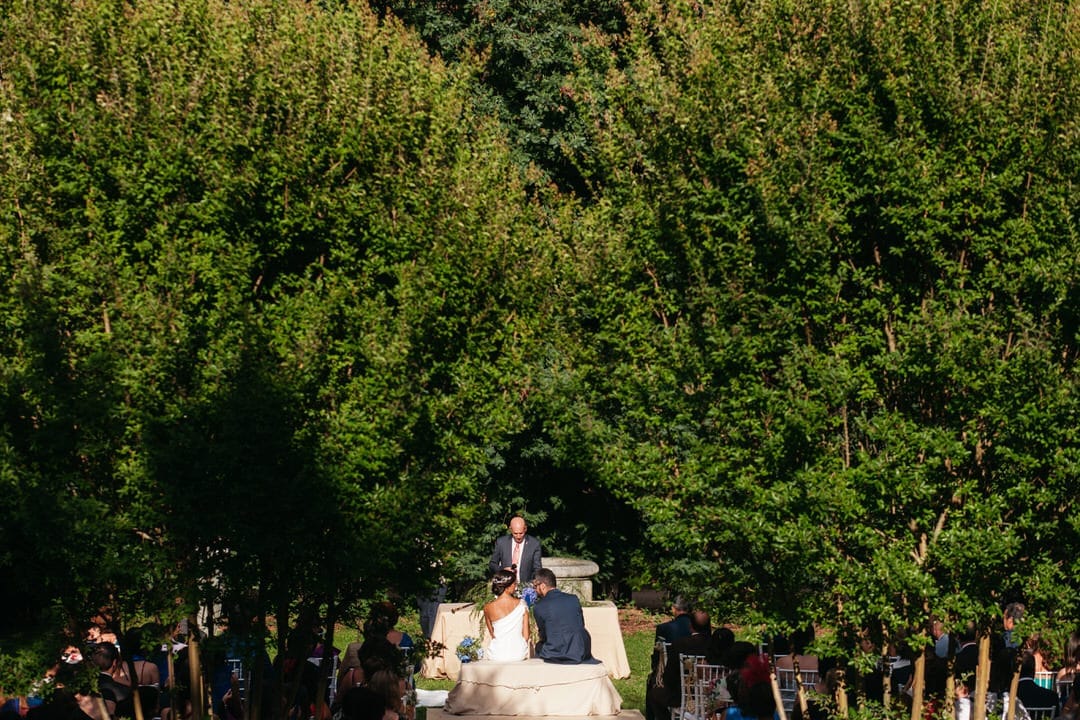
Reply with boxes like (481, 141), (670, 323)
(483, 569), (531, 662)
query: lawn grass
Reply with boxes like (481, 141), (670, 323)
(612, 627), (653, 712)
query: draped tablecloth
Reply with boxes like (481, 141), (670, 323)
(420, 601), (631, 680)
(443, 658), (622, 716)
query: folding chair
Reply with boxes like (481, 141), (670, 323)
(799, 669), (820, 689)
(672, 654), (706, 720)
(225, 658), (250, 705)
(1024, 706), (1057, 720)
(775, 668), (798, 715)
(308, 654), (341, 707)
(693, 663), (729, 719)
(1057, 677), (1074, 705)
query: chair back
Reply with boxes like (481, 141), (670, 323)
(775, 667), (798, 714)
(693, 663), (729, 718)
(673, 654), (706, 720)
(1024, 706), (1057, 720)
(653, 641), (672, 687)
(1057, 677), (1074, 704)
(225, 658), (249, 704)
(308, 655), (341, 706)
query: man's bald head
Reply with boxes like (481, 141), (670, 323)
(509, 517), (527, 541)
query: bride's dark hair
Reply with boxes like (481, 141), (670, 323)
(491, 569), (516, 596)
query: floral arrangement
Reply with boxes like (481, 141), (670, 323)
(706, 675), (732, 715)
(520, 585), (538, 607)
(456, 636), (483, 662)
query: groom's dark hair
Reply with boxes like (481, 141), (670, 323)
(533, 568), (557, 588)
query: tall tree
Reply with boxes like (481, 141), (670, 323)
(0, 0), (560, 692)
(565, 0), (1080, 648)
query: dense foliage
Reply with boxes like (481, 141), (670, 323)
(563, 0), (1080, 653)
(3, 0), (1080, 705)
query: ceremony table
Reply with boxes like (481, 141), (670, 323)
(420, 601), (631, 680)
(443, 658), (622, 716)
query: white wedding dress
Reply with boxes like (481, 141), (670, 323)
(486, 600), (530, 662)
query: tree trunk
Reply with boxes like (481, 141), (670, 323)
(250, 587), (269, 720)
(836, 670), (849, 717)
(188, 635), (205, 720)
(1006, 666), (1021, 720)
(882, 648), (892, 708)
(945, 661), (956, 719)
(973, 634), (991, 720)
(909, 651), (926, 720)
(269, 593), (289, 720)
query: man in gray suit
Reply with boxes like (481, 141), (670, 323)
(488, 516), (542, 584)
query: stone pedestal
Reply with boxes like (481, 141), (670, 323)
(541, 557), (599, 601)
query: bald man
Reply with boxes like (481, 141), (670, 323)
(488, 516), (543, 584)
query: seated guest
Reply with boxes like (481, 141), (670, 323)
(707, 628), (736, 667)
(931, 618), (950, 659)
(792, 668), (844, 720)
(1018, 651), (1060, 714)
(954, 623), (979, 680)
(656, 597), (693, 644)
(984, 648), (1018, 719)
(335, 643), (365, 711)
(725, 655), (778, 720)
(531, 568), (595, 665)
(922, 656), (951, 718)
(1061, 676), (1080, 720)
(366, 602), (414, 655)
(86, 611), (120, 648)
(1003, 602), (1026, 650)
(28, 661), (107, 720)
(1024, 633), (1051, 675)
(118, 628), (162, 720)
(366, 670), (407, 720)
(1059, 630), (1080, 685)
(848, 630), (885, 706)
(90, 642), (136, 718)
(775, 627), (817, 672)
(336, 639), (403, 708)
(722, 642), (759, 672)
(339, 687), (395, 720)
(281, 628), (322, 720)
(648, 610), (712, 720)
(646, 596), (692, 720)
(208, 606), (274, 720)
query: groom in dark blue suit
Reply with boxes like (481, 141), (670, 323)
(531, 568), (597, 664)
